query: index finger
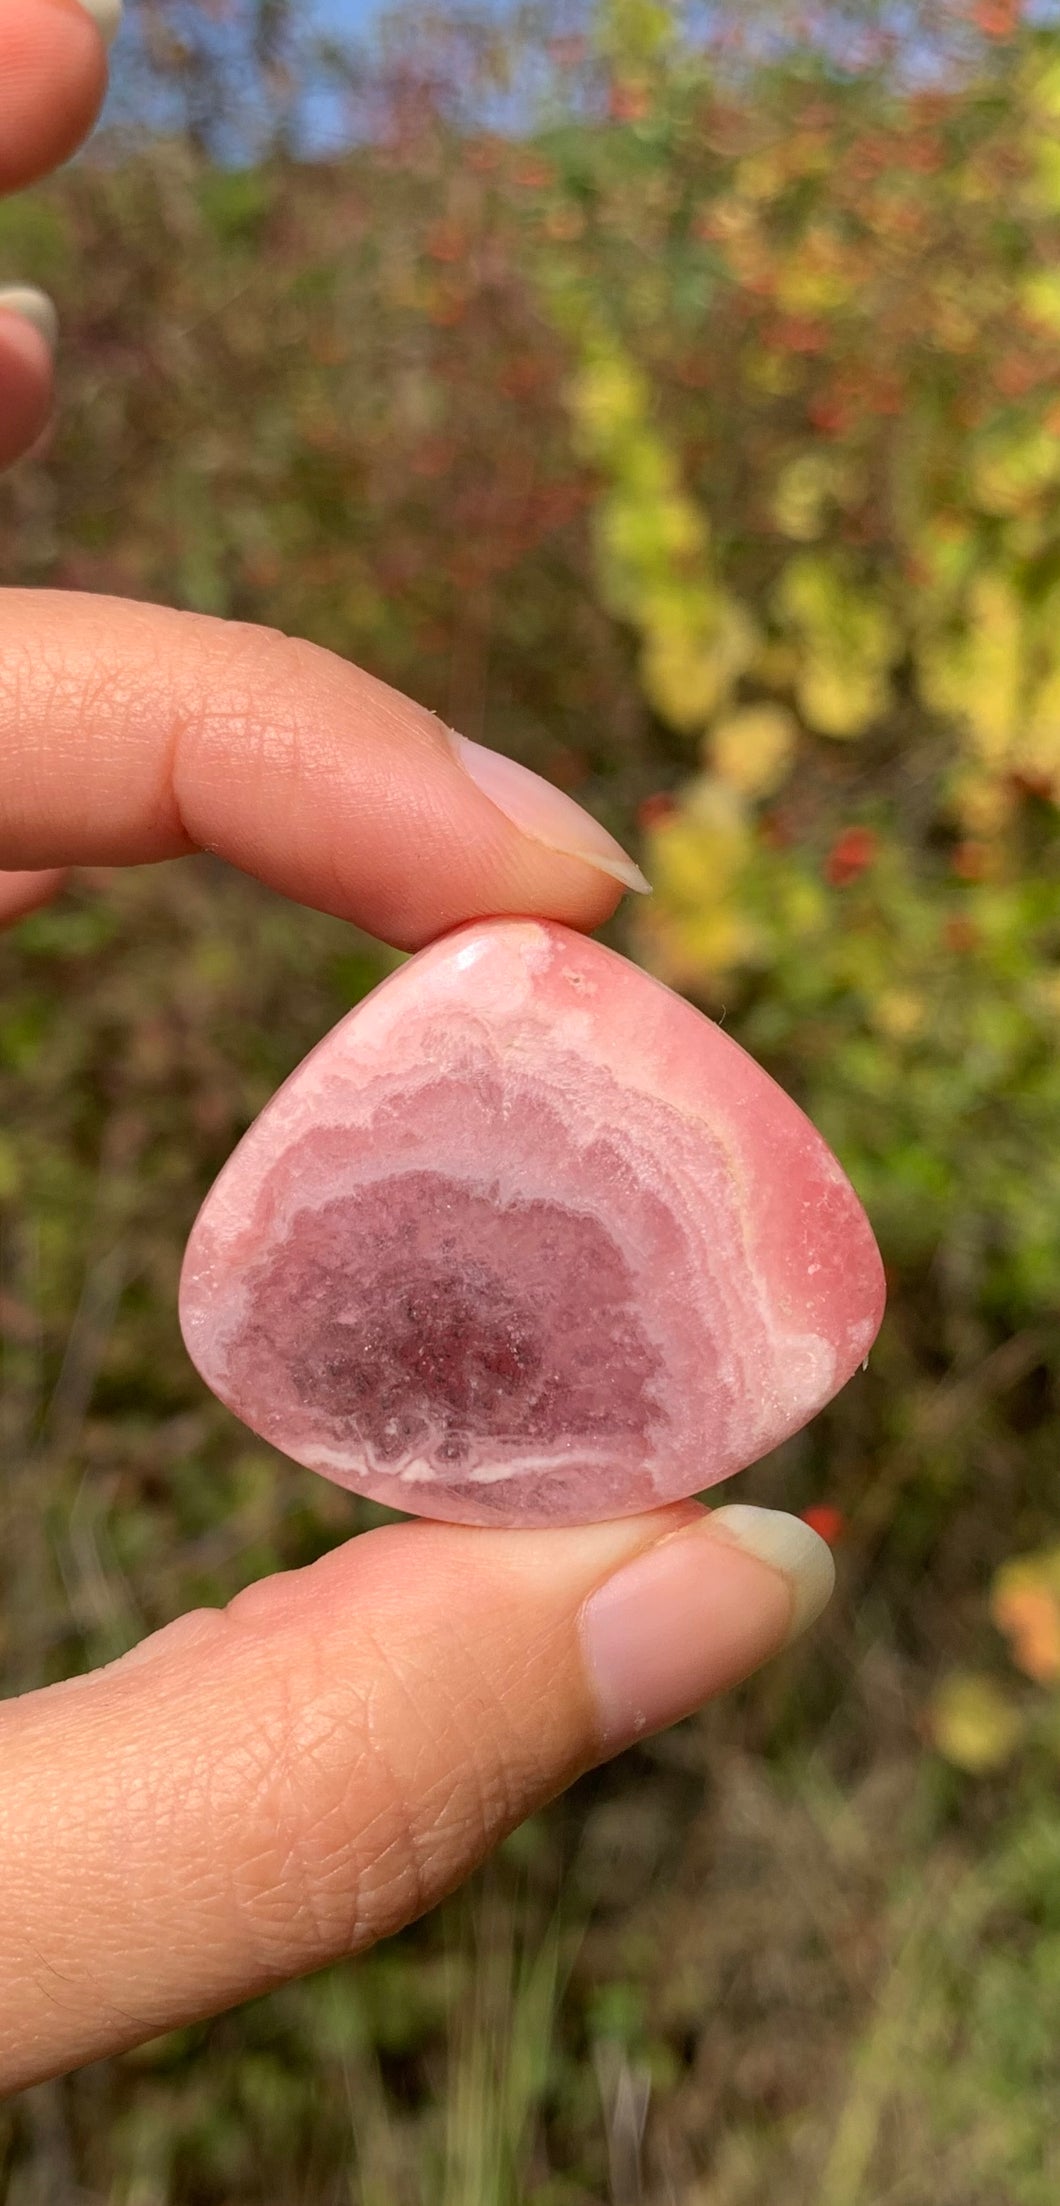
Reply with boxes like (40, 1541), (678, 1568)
(0, 0), (111, 192)
(0, 591), (647, 946)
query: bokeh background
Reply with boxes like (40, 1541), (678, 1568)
(3, 0), (1060, 2196)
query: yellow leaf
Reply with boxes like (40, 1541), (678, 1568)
(797, 654), (890, 739)
(568, 354), (650, 452)
(917, 575), (1024, 767)
(707, 704), (798, 798)
(596, 0), (673, 68)
(1035, 970), (1060, 1018)
(646, 773), (751, 899)
(735, 151), (782, 204)
(929, 1673), (1025, 1774)
(639, 599), (755, 734)
(779, 873), (829, 941)
(971, 423), (1060, 518)
(778, 554), (898, 738)
(1024, 51), (1060, 125)
(872, 989), (928, 1042)
(639, 773), (761, 982)
(774, 255), (851, 316)
(598, 485), (706, 573)
(1028, 142), (1060, 218)
(681, 772), (752, 837)
(772, 452), (853, 543)
(638, 903), (763, 989)
(946, 768), (1018, 838)
(1022, 269), (1060, 336)
(641, 627), (728, 731)
(566, 327), (756, 741)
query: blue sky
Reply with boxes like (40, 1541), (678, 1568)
(310, 0), (395, 23)
(103, 0), (509, 158)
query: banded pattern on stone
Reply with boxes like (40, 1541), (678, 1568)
(179, 919), (885, 1527)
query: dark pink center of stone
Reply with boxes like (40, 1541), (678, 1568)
(223, 1168), (664, 1471)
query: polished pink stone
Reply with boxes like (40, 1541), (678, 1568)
(179, 919), (885, 1528)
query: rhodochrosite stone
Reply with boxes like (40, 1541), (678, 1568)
(180, 919), (885, 1528)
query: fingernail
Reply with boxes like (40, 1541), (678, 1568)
(0, 287), (58, 356)
(79, 0), (123, 46)
(708, 1505), (836, 1637)
(581, 1506), (834, 1750)
(449, 731), (651, 896)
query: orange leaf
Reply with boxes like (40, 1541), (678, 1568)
(992, 1583), (1060, 1684)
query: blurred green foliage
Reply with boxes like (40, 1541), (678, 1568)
(2, 0), (1060, 2198)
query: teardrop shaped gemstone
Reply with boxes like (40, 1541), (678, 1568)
(179, 919), (884, 1528)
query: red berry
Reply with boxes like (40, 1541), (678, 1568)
(800, 1503), (846, 1546)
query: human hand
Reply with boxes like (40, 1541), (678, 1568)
(0, 9), (835, 2096)
(0, 590), (836, 2093)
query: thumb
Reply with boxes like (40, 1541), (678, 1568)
(0, 867), (66, 927)
(0, 1500), (832, 2090)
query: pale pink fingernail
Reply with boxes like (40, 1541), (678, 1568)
(581, 1507), (834, 1750)
(449, 731), (651, 896)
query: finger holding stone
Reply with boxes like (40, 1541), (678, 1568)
(0, 864), (66, 927)
(0, 592), (646, 943)
(0, 1502), (833, 2089)
(0, 291), (57, 468)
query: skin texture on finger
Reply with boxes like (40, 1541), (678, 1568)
(0, 312), (53, 471)
(0, 0), (108, 191)
(0, 592), (626, 945)
(0, 866), (65, 927)
(0, 1504), (797, 2091)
